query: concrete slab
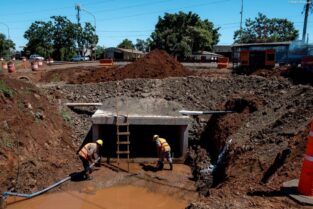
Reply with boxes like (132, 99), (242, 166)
(92, 110), (190, 125)
(283, 179), (313, 205)
(90, 98), (191, 160)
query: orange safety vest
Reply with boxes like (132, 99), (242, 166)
(159, 138), (171, 152)
(79, 143), (97, 160)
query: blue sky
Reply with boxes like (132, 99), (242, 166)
(0, 0), (310, 49)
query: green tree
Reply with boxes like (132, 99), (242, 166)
(95, 45), (105, 59)
(150, 11), (219, 58)
(234, 13), (299, 43)
(24, 21), (53, 58)
(117, 39), (135, 49)
(0, 33), (15, 59)
(135, 39), (149, 52)
(77, 22), (98, 58)
(24, 16), (98, 61)
(51, 16), (77, 60)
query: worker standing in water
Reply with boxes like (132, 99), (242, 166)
(153, 135), (173, 170)
(78, 139), (103, 180)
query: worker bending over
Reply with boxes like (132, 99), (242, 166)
(78, 139), (103, 180)
(153, 135), (173, 170)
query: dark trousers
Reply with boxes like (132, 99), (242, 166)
(79, 156), (90, 173)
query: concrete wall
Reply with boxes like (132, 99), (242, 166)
(92, 124), (189, 161)
(91, 111), (190, 162)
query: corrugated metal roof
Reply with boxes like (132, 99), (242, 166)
(105, 47), (145, 54)
(117, 48), (145, 54)
(191, 51), (223, 56)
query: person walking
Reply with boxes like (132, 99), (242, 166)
(153, 135), (173, 170)
(78, 139), (103, 180)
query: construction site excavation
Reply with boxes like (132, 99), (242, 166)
(1, 49), (313, 209)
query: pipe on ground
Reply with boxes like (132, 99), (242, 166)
(179, 110), (234, 115)
(1, 158), (100, 207)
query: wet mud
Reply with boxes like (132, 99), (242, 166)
(7, 185), (186, 209)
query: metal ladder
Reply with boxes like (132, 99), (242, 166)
(115, 81), (130, 172)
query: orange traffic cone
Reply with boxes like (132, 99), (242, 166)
(298, 121), (313, 195)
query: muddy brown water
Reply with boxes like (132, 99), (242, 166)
(7, 185), (187, 209)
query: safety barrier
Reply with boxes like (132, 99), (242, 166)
(7, 63), (15, 73)
(1, 63), (7, 71)
(99, 59), (113, 66)
(31, 62), (39, 71)
(217, 57), (229, 69)
(298, 120), (313, 195)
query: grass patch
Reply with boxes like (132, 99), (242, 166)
(60, 108), (71, 124)
(0, 80), (13, 98)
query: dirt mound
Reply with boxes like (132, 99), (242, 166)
(189, 95), (266, 195)
(117, 49), (192, 79)
(70, 49), (192, 83)
(202, 95), (265, 162)
(40, 49), (193, 84)
(0, 76), (80, 194)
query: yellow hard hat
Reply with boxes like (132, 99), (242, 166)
(153, 135), (159, 141)
(96, 139), (103, 146)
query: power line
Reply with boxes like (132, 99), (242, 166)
(0, 6), (73, 17)
(96, 0), (233, 21)
(90, 0), (173, 14)
(2, 0), (233, 25)
(0, 0), (163, 17)
(97, 29), (153, 33)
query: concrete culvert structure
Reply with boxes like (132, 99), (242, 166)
(91, 98), (190, 161)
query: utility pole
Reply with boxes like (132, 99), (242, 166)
(80, 8), (97, 60)
(75, 4), (81, 56)
(239, 0), (243, 40)
(75, 4), (81, 24)
(302, 0), (310, 42)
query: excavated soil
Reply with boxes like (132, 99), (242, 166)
(39, 49), (193, 84)
(1, 49), (313, 209)
(0, 76), (81, 194)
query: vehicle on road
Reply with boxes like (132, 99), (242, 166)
(71, 55), (90, 61)
(29, 54), (45, 61)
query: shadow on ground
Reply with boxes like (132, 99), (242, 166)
(140, 163), (159, 172)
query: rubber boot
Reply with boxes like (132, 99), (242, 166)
(170, 163), (173, 171)
(157, 161), (164, 170)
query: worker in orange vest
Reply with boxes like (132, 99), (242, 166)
(153, 135), (173, 170)
(78, 139), (103, 180)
